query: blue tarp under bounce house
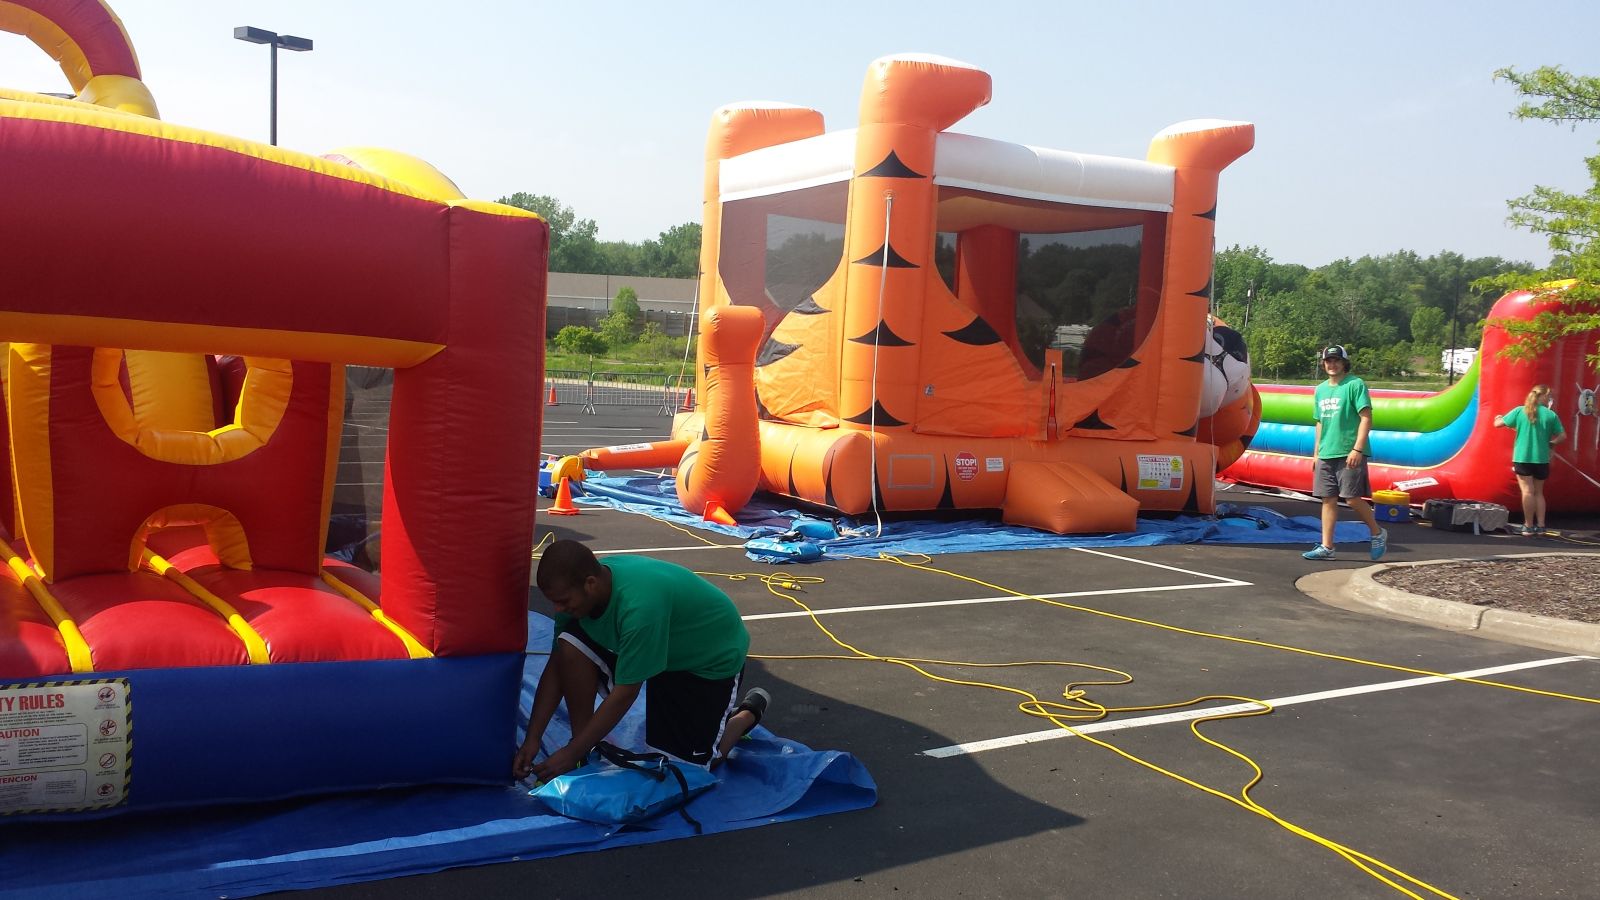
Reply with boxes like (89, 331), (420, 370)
(0, 615), (877, 899)
(568, 472), (1377, 561)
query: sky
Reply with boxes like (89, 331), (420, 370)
(4, 0), (1598, 268)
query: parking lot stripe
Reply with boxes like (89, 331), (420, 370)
(1072, 547), (1251, 585)
(742, 580), (1240, 622)
(923, 655), (1596, 758)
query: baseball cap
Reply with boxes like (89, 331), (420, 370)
(1322, 345), (1349, 361)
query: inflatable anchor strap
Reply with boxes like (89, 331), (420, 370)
(594, 741), (704, 834)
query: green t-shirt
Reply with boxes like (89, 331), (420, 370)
(1500, 405), (1565, 464)
(1312, 376), (1372, 459)
(553, 555), (749, 684)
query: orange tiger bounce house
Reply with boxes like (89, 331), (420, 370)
(582, 54), (1259, 533)
(0, 1), (546, 818)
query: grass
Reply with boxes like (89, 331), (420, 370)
(1267, 374), (1455, 391)
(546, 344), (692, 384)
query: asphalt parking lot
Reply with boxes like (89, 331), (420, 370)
(316, 403), (1600, 900)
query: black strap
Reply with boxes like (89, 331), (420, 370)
(593, 742), (703, 834)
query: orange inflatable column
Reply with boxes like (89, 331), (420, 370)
(1145, 120), (1254, 439)
(697, 105), (826, 397)
(837, 55), (991, 457)
(675, 306), (764, 517)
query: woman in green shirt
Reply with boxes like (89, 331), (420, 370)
(1493, 384), (1567, 535)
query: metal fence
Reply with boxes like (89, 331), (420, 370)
(543, 369), (694, 415)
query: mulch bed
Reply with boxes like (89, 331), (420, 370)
(1374, 555), (1600, 624)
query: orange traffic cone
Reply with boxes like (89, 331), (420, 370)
(702, 500), (735, 526)
(547, 477), (581, 516)
(679, 387), (695, 412)
(547, 383), (560, 407)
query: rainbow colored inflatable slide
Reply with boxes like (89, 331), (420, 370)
(1223, 288), (1600, 511)
(580, 54), (1262, 535)
(0, 0), (547, 818)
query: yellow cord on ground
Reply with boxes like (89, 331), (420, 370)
(694, 556), (1600, 899)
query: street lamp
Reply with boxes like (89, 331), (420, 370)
(233, 26), (313, 146)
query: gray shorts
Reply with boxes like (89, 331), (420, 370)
(1313, 456), (1370, 499)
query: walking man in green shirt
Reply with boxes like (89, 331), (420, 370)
(1303, 345), (1388, 561)
(514, 540), (768, 781)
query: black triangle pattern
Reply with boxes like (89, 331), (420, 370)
(844, 400), (908, 427)
(849, 320), (915, 347)
(1181, 478), (1201, 513)
(937, 464), (955, 510)
(757, 338), (802, 367)
(1176, 420), (1198, 437)
(1116, 357), (1141, 369)
(791, 296), (829, 315)
(852, 243), (918, 268)
(1196, 204), (1217, 221)
(1187, 276), (1213, 299)
(943, 317), (1002, 346)
(1118, 459), (1128, 493)
(1073, 410), (1115, 431)
(787, 453), (798, 497)
(860, 150), (926, 179)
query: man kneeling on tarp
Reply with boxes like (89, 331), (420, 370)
(514, 539), (769, 781)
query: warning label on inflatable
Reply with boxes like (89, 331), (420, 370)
(954, 452), (979, 481)
(0, 680), (129, 814)
(1136, 454), (1184, 491)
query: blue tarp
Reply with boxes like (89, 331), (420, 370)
(571, 473), (1376, 562)
(0, 616), (876, 899)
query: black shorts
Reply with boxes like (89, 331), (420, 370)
(558, 623), (742, 767)
(1512, 461), (1550, 480)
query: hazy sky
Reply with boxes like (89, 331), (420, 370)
(4, 1), (1597, 268)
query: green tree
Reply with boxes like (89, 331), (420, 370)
(553, 325), (607, 356)
(1477, 66), (1600, 363)
(597, 286), (641, 347)
(612, 286), (641, 321)
(640, 223), (702, 278)
(496, 192), (602, 273)
(1409, 305), (1446, 345)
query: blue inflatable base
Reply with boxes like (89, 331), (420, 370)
(0, 652), (522, 820)
(0, 615), (877, 898)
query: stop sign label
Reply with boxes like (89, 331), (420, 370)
(954, 452), (978, 481)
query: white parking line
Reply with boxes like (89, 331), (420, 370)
(741, 580), (1241, 622)
(922, 655), (1597, 758)
(1072, 547), (1250, 585)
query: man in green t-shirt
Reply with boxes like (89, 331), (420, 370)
(1304, 345), (1387, 561)
(514, 540), (768, 781)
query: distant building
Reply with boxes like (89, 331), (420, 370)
(545, 273), (698, 337)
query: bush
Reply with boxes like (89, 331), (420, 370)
(554, 325), (607, 356)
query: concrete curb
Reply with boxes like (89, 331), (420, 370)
(1297, 551), (1600, 655)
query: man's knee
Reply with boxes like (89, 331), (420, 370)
(553, 637), (604, 680)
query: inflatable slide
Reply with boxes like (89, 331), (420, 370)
(0, 0), (547, 818)
(1223, 288), (1600, 512)
(580, 54), (1261, 534)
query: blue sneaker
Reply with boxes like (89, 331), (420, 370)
(1302, 544), (1335, 560)
(1370, 528), (1388, 561)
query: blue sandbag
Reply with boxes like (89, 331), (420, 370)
(532, 753), (717, 828)
(744, 536), (824, 564)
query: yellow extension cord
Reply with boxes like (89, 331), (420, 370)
(533, 517), (1600, 897)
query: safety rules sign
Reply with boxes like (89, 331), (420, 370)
(1136, 454), (1184, 491)
(0, 679), (130, 814)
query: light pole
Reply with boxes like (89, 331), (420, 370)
(233, 26), (313, 146)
